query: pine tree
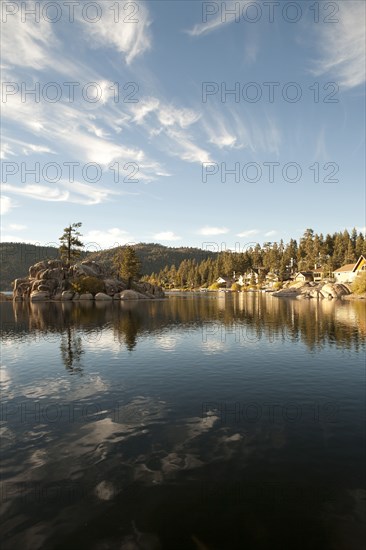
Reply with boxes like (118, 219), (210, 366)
(355, 233), (365, 258)
(59, 222), (83, 266)
(344, 241), (356, 264)
(114, 246), (142, 289)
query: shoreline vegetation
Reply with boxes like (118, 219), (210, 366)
(2, 226), (366, 302)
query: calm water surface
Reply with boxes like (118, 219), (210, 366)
(1, 293), (365, 550)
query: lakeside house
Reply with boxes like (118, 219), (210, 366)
(217, 269), (273, 288)
(216, 258), (366, 289)
(294, 271), (315, 283)
(216, 276), (235, 288)
(333, 255), (366, 283)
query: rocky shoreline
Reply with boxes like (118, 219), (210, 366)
(12, 259), (165, 302)
(272, 281), (355, 300)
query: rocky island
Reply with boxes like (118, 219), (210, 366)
(12, 259), (165, 302)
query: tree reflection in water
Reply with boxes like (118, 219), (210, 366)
(60, 326), (84, 373)
(2, 294), (365, 358)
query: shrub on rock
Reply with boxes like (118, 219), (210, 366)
(352, 272), (366, 295)
(71, 276), (105, 296)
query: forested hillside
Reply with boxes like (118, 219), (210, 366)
(0, 243), (61, 290)
(1, 229), (364, 290)
(0, 242), (217, 290)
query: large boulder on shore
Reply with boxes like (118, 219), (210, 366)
(272, 287), (301, 297)
(61, 291), (74, 301)
(274, 281), (351, 300)
(31, 290), (50, 302)
(320, 283), (350, 299)
(95, 292), (113, 301)
(79, 293), (93, 300)
(120, 290), (147, 300)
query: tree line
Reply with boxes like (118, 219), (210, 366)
(142, 228), (366, 288)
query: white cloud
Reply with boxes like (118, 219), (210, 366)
(199, 226), (229, 236)
(0, 143), (16, 160)
(153, 231), (181, 242)
(83, 228), (134, 249)
(312, 1), (366, 89)
(130, 98), (201, 130)
(3, 91), (169, 182)
(0, 195), (15, 215)
(2, 180), (122, 206)
(23, 144), (56, 155)
(209, 133), (237, 149)
(264, 230), (277, 237)
(1, 5), (57, 70)
(131, 97), (160, 123)
(60, 180), (125, 205)
(157, 106), (200, 129)
(236, 229), (259, 238)
(2, 184), (69, 202)
(186, 1), (244, 37)
(81, 1), (152, 65)
(203, 112), (239, 149)
(166, 129), (212, 164)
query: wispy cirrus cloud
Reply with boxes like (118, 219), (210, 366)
(202, 108), (281, 156)
(186, 1), (247, 37)
(198, 226), (229, 236)
(0, 195), (15, 215)
(0, 143), (16, 160)
(166, 129), (212, 164)
(1, 5), (57, 70)
(129, 99), (208, 164)
(203, 113), (240, 149)
(2, 180), (124, 206)
(311, 1), (366, 89)
(2, 92), (167, 180)
(81, 1), (152, 65)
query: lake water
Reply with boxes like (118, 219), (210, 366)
(1, 293), (365, 550)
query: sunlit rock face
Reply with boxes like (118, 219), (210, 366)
(12, 260), (164, 302)
(273, 281), (350, 300)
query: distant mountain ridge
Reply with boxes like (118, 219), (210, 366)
(0, 242), (217, 290)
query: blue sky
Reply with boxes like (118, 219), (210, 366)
(1, 0), (365, 251)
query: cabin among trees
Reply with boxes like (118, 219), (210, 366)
(294, 271), (314, 283)
(333, 255), (366, 283)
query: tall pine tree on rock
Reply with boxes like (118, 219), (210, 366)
(59, 223), (83, 266)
